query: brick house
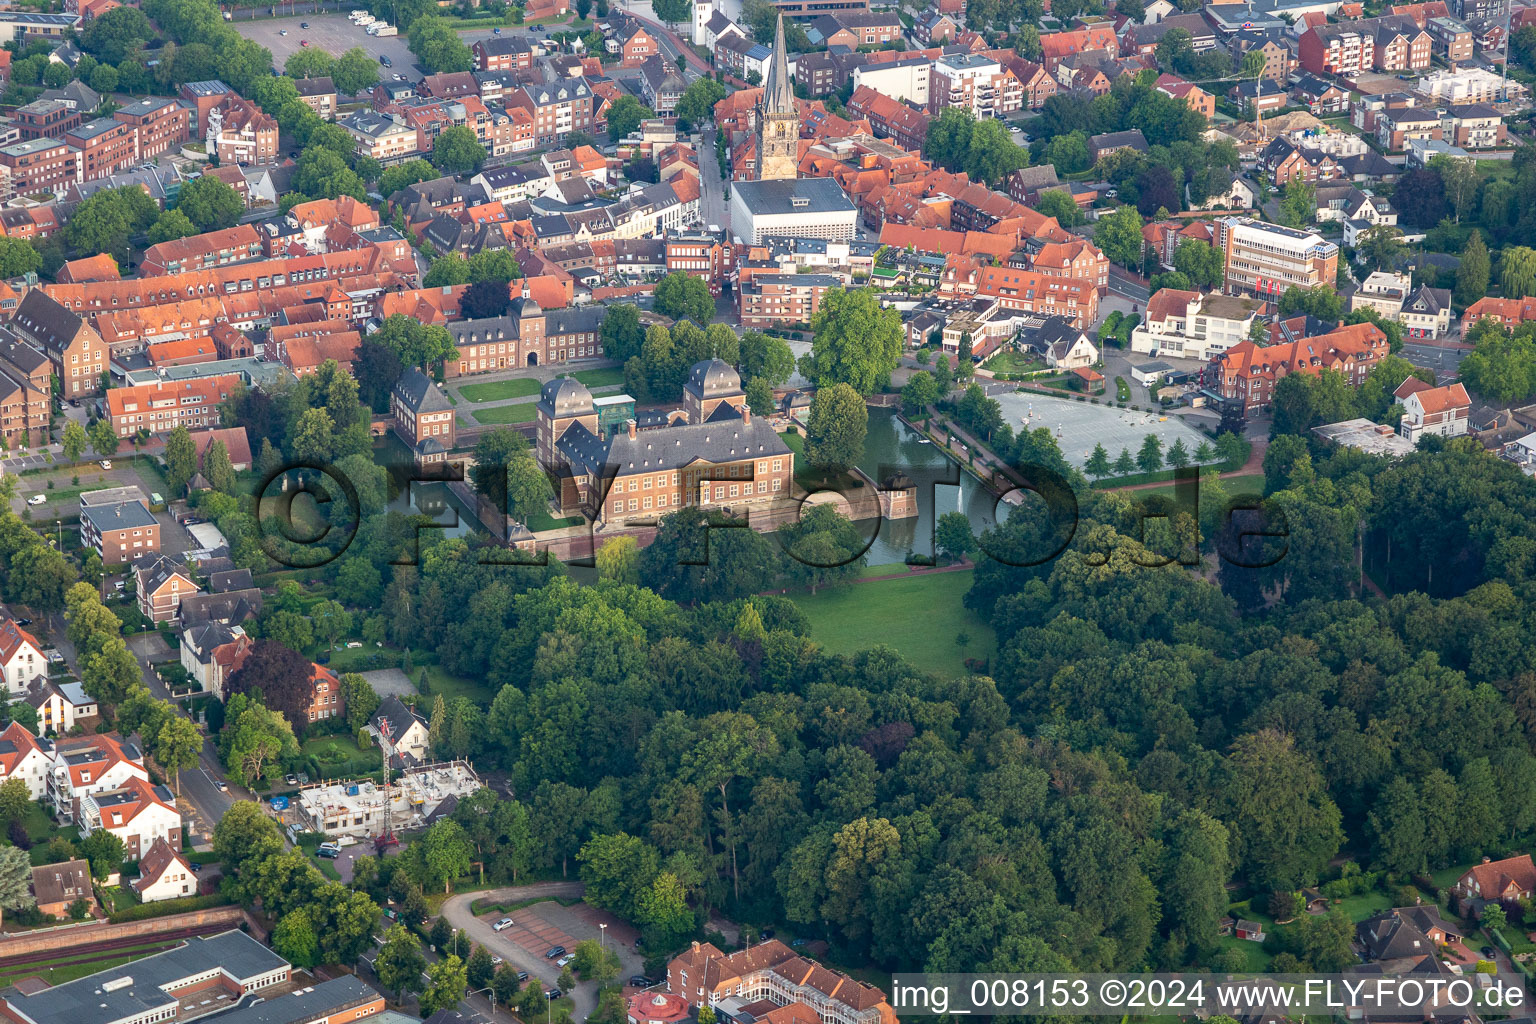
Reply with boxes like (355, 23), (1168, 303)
(1456, 856), (1536, 906)
(106, 374), (241, 439)
(0, 328), (52, 449)
(301, 663), (344, 724)
(9, 289), (105, 398)
(391, 367), (455, 465)
(1212, 322), (1389, 415)
(81, 498), (159, 565)
(135, 554), (200, 624)
(1299, 24), (1375, 76)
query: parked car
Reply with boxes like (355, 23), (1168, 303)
(14, 618), (31, 627)
(491, 956), (504, 966)
(26, 494), (45, 505)
(1483, 946), (1497, 958)
(380, 54), (392, 66)
(216, 779), (228, 792)
(545, 945), (566, 959)
(300, 20), (309, 26)
(300, 38), (309, 45)
(316, 846), (339, 859)
(494, 918), (514, 931)
(279, 28), (287, 33)
(545, 989), (562, 1000)
(99, 460), (112, 469)
(556, 954), (575, 967)
(285, 773), (299, 785)
(345, 641), (363, 648)
(629, 976), (654, 988)
(516, 972), (529, 982)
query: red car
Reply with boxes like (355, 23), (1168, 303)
(300, 38), (309, 45)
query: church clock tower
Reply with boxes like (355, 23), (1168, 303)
(755, 13), (799, 181)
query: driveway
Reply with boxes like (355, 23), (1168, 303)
(440, 883), (645, 1023)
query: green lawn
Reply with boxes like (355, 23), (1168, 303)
(1215, 935), (1274, 972)
(786, 570), (996, 676)
(527, 507), (584, 532)
(459, 379), (541, 403)
(573, 367), (626, 388)
(1124, 472), (1264, 502)
(328, 645), (495, 704)
(473, 403), (538, 425)
(1332, 890), (1394, 923)
(982, 351), (1046, 376)
(1116, 376), (1131, 402)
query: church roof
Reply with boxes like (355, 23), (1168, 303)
(762, 13), (795, 116)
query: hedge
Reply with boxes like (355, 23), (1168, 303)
(106, 892), (229, 923)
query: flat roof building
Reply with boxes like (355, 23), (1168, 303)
(728, 177), (857, 245)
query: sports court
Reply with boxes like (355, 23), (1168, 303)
(992, 392), (1217, 469)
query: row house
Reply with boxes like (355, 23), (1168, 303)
(1213, 321), (1389, 415)
(1260, 136), (1343, 184)
(1464, 295), (1536, 329)
(508, 78), (596, 148)
(1123, 13), (1219, 56)
(1426, 15), (1474, 61)
(140, 224), (264, 276)
(207, 96), (278, 165)
(1038, 25), (1120, 71)
(341, 109), (420, 165)
(9, 289), (103, 397)
(1292, 74), (1351, 115)
(112, 96), (191, 160)
(717, 33), (773, 83)
(956, 266), (1099, 328)
(13, 98), (79, 141)
(989, 53), (1057, 109)
(1443, 102), (1504, 147)
(1299, 24), (1374, 77)
(1018, 237), (1109, 293)
(420, 71), (478, 100)
(1154, 74), (1215, 118)
(295, 76), (338, 120)
(1377, 104), (1443, 149)
(96, 296), (222, 354)
(805, 10), (903, 47)
(0, 329), (51, 449)
(473, 35), (536, 72)
(0, 137), (78, 195)
(848, 87), (933, 151)
(106, 374), (241, 439)
(1372, 15), (1433, 71)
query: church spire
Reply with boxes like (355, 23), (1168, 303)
(763, 12), (794, 115)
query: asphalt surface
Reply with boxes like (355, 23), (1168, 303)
(440, 882), (644, 1024)
(236, 12), (418, 79)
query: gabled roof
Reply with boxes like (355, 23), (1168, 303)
(31, 859), (90, 906)
(393, 367), (453, 415)
(131, 836), (192, 894)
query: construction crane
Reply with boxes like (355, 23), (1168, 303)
(375, 716), (399, 853)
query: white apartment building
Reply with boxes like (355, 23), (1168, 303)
(1350, 270), (1411, 319)
(927, 54), (1023, 118)
(1131, 288), (1267, 360)
(1416, 66), (1528, 106)
(1218, 217), (1339, 296)
(0, 720), (51, 801)
(851, 58), (933, 106)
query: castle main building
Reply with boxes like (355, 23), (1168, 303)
(536, 359), (794, 525)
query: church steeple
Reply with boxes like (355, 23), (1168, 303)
(762, 12), (795, 115)
(754, 11), (799, 180)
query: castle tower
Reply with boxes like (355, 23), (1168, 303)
(755, 14), (800, 181)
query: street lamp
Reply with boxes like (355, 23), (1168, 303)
(546, 991), (552, 1024)
(469, 986), (498, 1019)
(599, 923), (607, 951)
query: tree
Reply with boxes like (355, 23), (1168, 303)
(653, 0), (692, 24)
(740, 331), (796, 387)
(1394, 168), (1449, 228)
(595, 536), (640, 585)
(802, 289), (903, 395)
(408, 15), (474, 72)
(461, 279), (512, 320)
(1172, 238), (1223, 289)
(901, 371), (942, 414)
(376, 924), (428, 1004)
(81, 637), (140, 705)
(745, 377), (775, 418)
(418, 819), (473, 893)
(1135, 163), (1180, 218)
(1137, 434), (1163, 474)
(676, 78), (727, 128)
(606, 94), (653, 142)
(1222, 730), (1343, 890)
(1458, 229), (1491, 307)
(419, 955), (468, 1016)
(272, 907), (321, 968)
(1035, 189), (1082, 228)
(65, 185), (157, 262)
(372, 315), (458, 371)
(467, 945), (496, 990)
(154, 714), (202, 797)
(1113, 448), (1136, 475)
(381, 159), (438, 198)
(61, 421), (87, 464)
(88, 418), (120, 458)
(1279, 178), (1316, 229)
(176, 174), (244, 232)
(935, 511), (976, 562)
(227, 641), (317, 726)
(1166, 437), (1191, 469)
(332, 47), (380, 95)
(470, 429), (551, 522)
(1502, 246), (1536, 299)
(804, 383), (868, 475)
(1432, 154), (1480, 224)
(222, 697), (300, 788)
(147, 209), (197, 244)
(201, 438), (235, 494)
(0, 846), (33, 927)
(164, 426), (197, 496)
(80, 829), (126, 881)
(1095, 205), (1145, 269)
(432, 125), (486, 175)
(654, 272), (715, 325)
(1356, 225), (1407, 274)
(0, 238), (40, 280)
(1085, 443), (1111, 478)
(0, 778), (30, 825)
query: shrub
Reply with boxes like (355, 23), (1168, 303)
(107, 892), (226, 923)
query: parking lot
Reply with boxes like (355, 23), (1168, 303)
(233, 13), (420, 83)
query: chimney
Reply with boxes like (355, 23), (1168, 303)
(627, 418), (637, 439)
(741, 405), (751, 425)
(1484, 856), (1492, 864)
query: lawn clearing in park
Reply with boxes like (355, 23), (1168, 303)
(786, 569), (996, 676)
(458, 379), (541, 403)
(473, 403), (538, 425)
(573, 367), (626, 388)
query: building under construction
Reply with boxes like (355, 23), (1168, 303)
(295, 761), (480, 839)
